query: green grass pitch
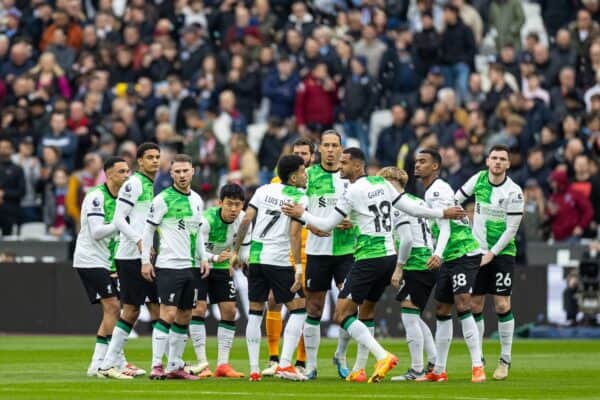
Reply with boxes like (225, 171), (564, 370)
(0, 336), (598, 400)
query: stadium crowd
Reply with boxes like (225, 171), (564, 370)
(0, 0), (599, 246)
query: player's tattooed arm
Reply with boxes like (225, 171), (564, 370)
(231, 206), (256, 269)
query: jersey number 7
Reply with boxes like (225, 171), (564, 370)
(260, 210), (281, 238)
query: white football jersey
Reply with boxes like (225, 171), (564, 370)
(248, 183), (308, 267)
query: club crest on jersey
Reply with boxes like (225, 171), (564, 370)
(93, 198), (100, 207)
(125, 183), (132, 192)
(433, 192), (440, 197)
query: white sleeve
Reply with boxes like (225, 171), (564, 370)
(195, 220), (206, 261)
(393, 193), (444, 219)
(88, 215), (118, 240)
(395, 220), (413, 265)
(114, 178), (142, 242)
(490, 189), (524, 255)
(433, 219), (450, 258)
(85, 193), (117, 240)
(427, 185), (454, 258)
(456, 173), (478, 204)
(141, 196), (166, 264)
(302, 188), (347, 231)
(239, 219), (252, 263)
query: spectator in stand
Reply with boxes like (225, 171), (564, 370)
(43, 166), (71, 240)
(258, 118), (293, 184)
(569, 8), (600, 59)
(353, 23), (387, 79)
(65, 152), (104, 233)
(489, 0), (525, 51)
(1, 41), (35, 85)
(214, 90), (247, 149)
(439, 4), (476, 102)
(46, 27), (76, 73)
(523, 178), (546, 242)
(284, 1), (317, 38)
(262, 55), (300, 120)
(546, 168), (594, 243)
(452, 0), (484, 45)
(463, 135), (486, 177)
(379, 29), (420, 105)
(227, 135), (259, 187)
(0, 138), (25, 235)
(225, 54), (260, 124)
(37, 112), (77, 171)
(39, 8), (82, 52)
(376, 102), (415, 167)
(412, 11), (441, 79)
(441, 145), (469, 189)
(295, 62), (337, 134)
(571, 154), (600, 236)
(11, 137), (41, 223)
(341, 56), (378, 158)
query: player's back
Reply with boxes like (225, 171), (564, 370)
(248, 183), (307, 267)
(425, 178), (479, 261)
(341, 176), (397, 261)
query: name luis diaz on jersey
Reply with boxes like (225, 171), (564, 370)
(265, 195), (292, 206)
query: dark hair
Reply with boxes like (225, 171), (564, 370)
(172, 153), (193, 165)
(104, 156), (126, 171)
(277, 154), (305, 183)
(342, 147), (366, 162)
(528, 146), (544, 156)
(292, 137), (315, 154)
(488, 144), (510, 157)
(219, 183), (245, 201)
(137, 142), (160, 159)
(418, 148), (442, 166)
(320, 129), (342, 144)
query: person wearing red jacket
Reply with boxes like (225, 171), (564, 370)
(546, 169), (594, 243)
(294, 62), (337, 135)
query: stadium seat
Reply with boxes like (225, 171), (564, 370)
(19, 222), (48, 241)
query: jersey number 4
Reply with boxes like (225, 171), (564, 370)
(368, 201), (392, 232)
(260, 210), (281, 238)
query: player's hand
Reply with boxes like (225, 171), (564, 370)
(136, 240), (142, 254)
(230, 254), (241, 270)
(290, 272), (302, 293)
(336, 218), (353, 230)
(281, 202), (304, 219)
(308, 224), (330, 237)
(573, 226), (584, 237)
(391, 266), (404, 289)
(426, 255), (442, 270)
(480, 251), (495, 266)
(200, 260), (211, 279)
(443, 206), (466, 220)
(217, 249), (233, 263)
(142, 263), (155, 282)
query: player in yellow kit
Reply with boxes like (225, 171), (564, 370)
(263, 138), (314, 375)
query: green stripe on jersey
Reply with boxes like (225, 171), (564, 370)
(431, 221), (480, 262)
(474, 171), (493, 203)
(306, 165), (335, 196)
(190, 231), (197, 268)
(163, 189), (193, 220)
(355, 234), (388, 261)
(249, 240), (263, 264)
(366, 175), (386, 185)
(204, 207), (230, 269)
(97, 184), (118, 271)
(282, 185), (304, 202)
(486, 220), (516, 256)
(134, 172), (155, 202)
(404, 247), (432, 271)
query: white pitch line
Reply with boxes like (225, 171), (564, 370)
(0, 387), (512, 400)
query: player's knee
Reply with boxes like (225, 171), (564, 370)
(471, 296), (484, 313)
(220, 303), (237, 321)
(193, 301), (207, 317)
(121, 305), (140, 323)
(161, 308), (177, 323)
(306, 297), (324, 318)
(494, 298), (511, 314)
(436, 302), (452, 315)
(454, 295), (472, 313)
(103, 299), (121, 317)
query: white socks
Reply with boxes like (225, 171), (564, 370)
(498, 311), (515, 363)
(419, 318), (437, 365)
(344, 316), (387, 361)
(280, 311), (306, 368)
(246, 311), (263, 374)
(189, 317), (207, 364)
(460, 312), (483, 368)
(217, 320), (236, 366)
(474, 312), (485, 359)
(303, 316), (321, 371)
(352, 319), (374, 372)
(335, 326), (351, 364)
(101, 319), (132, 370)
(433, 316), (453, 374)
(90, 336), (109, 370)
(402, 311), (424, 372)
(167, 322), (188, 372)
(151, 320), (170, 367)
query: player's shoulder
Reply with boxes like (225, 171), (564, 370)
(504, 176), (523, 192)
(426, 178), (453, 198)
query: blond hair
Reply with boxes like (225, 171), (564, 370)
(377, 166), (409, 189)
